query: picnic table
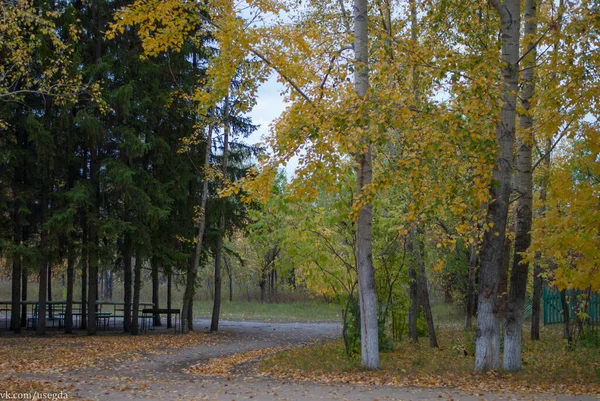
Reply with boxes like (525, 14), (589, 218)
(96, 301), (154, 330)
(0, 300), (154, 331)
(142, 308), (181, 333)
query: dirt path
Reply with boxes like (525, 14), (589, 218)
(12, 320), (596, 401)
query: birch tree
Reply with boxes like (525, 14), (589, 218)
(503, 0), (537, 372)
(475, 0), (521, 371)
(353, 0), (379, 370)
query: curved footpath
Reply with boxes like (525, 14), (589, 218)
(16, 320), (597, 401)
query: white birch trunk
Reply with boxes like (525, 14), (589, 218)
(475, 0), (520, 371)
(503, 0), (537, 372)
(354, 0), (379, 370)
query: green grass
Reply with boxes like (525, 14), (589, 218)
(191, 300), (341, 322)
(430, 302), (465, 327)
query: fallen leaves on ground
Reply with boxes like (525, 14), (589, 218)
(0, 332), (221, 374)
(258, 327), (600, 397)
(0, 375), (76, 394)
(186, 346), (291, 377)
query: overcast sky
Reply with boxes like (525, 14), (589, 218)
(246, 73), (299, 177)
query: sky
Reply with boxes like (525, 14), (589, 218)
(245, 73), (299, 177)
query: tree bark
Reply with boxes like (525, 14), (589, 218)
(86, 0), (103, 337)
(37, 188), (49, 335)
(81, 226), (88, 330)
(87, 234), (98, 335)
(560, 289), (572, 344)
(65, 248), (74, 333)
(503, 0), (537, 372)
(465, 244), (478, 330)
(408, 231), (419, 343)
(475, 0), (520, 372)
(65, 159), (76, 333)
(103, 270), (113, 300)
(10, 208), (22, 333)
(211, 95), (230, 332)
(417, 227), (438, 348)
(122, 237), (133, 332)
(87, 145), (99, 336)
(167, 269), (172, 328)
(48, 263), (52, 311)
(152, 257), (161, 326)
(131, 249), (142, 335)
(354, 0), (379, 370)
(532, 140), (550, 340)
(20, 267), (27, 328)
(182, 117), (214, 333)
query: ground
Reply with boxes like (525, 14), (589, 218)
(1, 320), (597, 401)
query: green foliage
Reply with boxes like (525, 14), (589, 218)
(344, 296), (394, 357)
(344, 297), (361, 357)
(580, 327), (600, 349)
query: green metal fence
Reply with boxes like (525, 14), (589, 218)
(543, 287), (600, 325)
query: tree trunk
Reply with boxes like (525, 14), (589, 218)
(37, 189), (49, 336)
(408, 231), (419, 343)
(416, 228), (438, 348)
(532, 139), (551, 342)
(503, 0), (537, 372)
(37, 263), (48, 335)
(260, 266), (267, 303)
(131, 249), (142, 335)
(10, 208), (22, 333)
(123, 237), (132, 332)
(81, 236), (88, 330)
(65, 248), (74, 333)
(87, 146), (99, 336)
(182, 115), (213, 333)
(465, 244), (478, 330)
(80, 155), (88, 331)
(499, 236), (511, 317)
(87, 234), (98, 335)
(211, 94), (230, 332)
(354, 0), (379, 370)
(152, 257), (161, 326)
(65, 160), (76, 333)
(20, 267), (27, 328)
(167, 269), (172, 329)
(475, 0), (520, 372)
(103, 270), (113, 300)
(560, 289), (572, 344)
(47, 263), (52, 311)
(531, 261), (542, 340)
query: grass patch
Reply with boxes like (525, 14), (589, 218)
(430, 302), (465, 327)
(259, 326), (600, 396)
(192, 300), (341, 323)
